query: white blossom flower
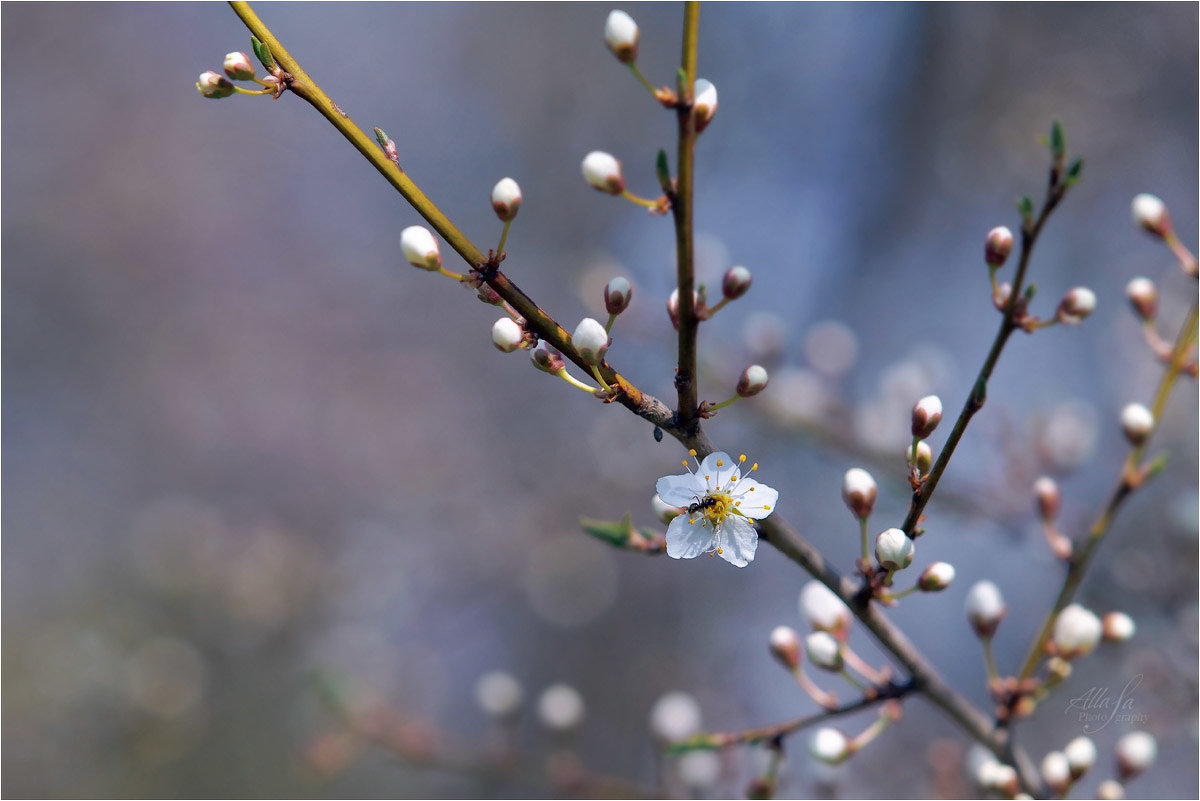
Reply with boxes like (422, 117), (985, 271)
(655, 450), (778, 567)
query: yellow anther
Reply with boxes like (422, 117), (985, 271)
(716, 547), (724, 555)
(716, 459), (724, 466)
(689, 449), (697, 456)
(764, 505), (771, 510)
(704, 474), (710, 481)
(739, 454), (746, 462)
(751, 463), (758, 471)
(681, 459), (688, 467)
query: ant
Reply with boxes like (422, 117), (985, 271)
(687, 495), (719, 516)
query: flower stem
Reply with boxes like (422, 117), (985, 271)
(496, 219), (511, 257)
(620, 189), (661, 209)
(627, 62), (660, 97)
(556, 369), (600, 394)
(859, 517), (869, 562)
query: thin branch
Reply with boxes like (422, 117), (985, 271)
(671, 2), (701, 432)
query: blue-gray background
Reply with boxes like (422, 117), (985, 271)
(3, 3), (1197, 798)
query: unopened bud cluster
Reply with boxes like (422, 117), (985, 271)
(197, 50), (272, 99)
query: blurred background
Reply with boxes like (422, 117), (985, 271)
(3, 3), (1197, 797)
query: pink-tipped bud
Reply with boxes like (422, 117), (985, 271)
(572, 317), (610, 366)
(808, 728), (851, 765)
(400, 225), (442, 271)
(530, 341), (565, 373)
(582, 151), (625, 194)
(604, 276), (633, 315)
(693, 78), (718, 133)
(666, 288), (699, 330)
(736, 365), (769, 397)
(491, 177), (522, 222)
(491, 317), (525, 353)
(1115, 731), (1157, 780)
(918, 561), (955, 592)
(223, 51), (256, 81)
(1033, 476), (1061, 521)
(721, 265), (752, 300)
(1057, 287), (1096, 324)
(768, 625), (801, 670)
(908, 440), (934, 473)
(841, 468), (877, 520)
(804, 631), (843, 672)
(1119, 402), (1153, 446)
(1125, 277), (1158, 321)
(1131, 193), (1171, 238)
(1064, 736), (1097, 779)
(966, 580), (1007, 639)
(912, 395), (943, 439)
(1102, 611), (1135, 642)
(1052, 603), (1102, 659)
(875, 528), (914, 572)
(604, 10), (640, 64)
(196, 70), (235, 99)
(652, 494), (683, 524)
(985, 226), (1014, 268)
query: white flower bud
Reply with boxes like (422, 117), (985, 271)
(804, 631), (843, 671)
(993, 280), (1013, 310)
(223, 51), (256, 81)
(537, 683), (586, 732)
(1052, 603), (1102, 659)
(912, 395), (943, 439)
(1057, 286), (1096, 324)
(1033, 476), (1061, 521)
(582, 151), (625, 194)
(604, 276), (633, 315)
(768, 625), (801, 669)
(1102, 611), (1136, 642)
(196, 70), (235, 99)
(875, 528), (914, 571)
(1064, 735), (1097, 778)
(1131, 193), (1171, 238)
(918, 561), (955, 592)
(721, 265), (752, 299)
(1119, 402), (1153, 445)
(1040, 750), (1072, 793)
(649, 691), (702, 742)
(693, 78), (718, 133)
(1115, 731), (1157, 779)
(736, 365), (769, 397)
(571, 317), (610, 366)
(978, 761), (1019, 795)
(799, 581), (852, 635)
(652, 493), (683, 524)
(908, 440), (933, 473)
(530, 341), (564, 373)
(604, 10), (640, 64)
(966, 580), (1007, 638)
(490, 177), (522, 222)
(474, 671), (523, 718)
(1125, 277), (1158, 321)
(808, 727), (851, 765)
(491, 317), (525, 353)
(400, 225), (442, 271)
(1096, 779), (1126, 800)
(985, 225), (1014, 268)
(841, 468), (877, 520)
(678, 751), (720, 789)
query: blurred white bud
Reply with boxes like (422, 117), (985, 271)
(196, 70), (235, 99)
(841, 468), (877, 520)
(800, 581), (852, 635)
(530, 341), (565, 373)
(1102, 611), (1136, 642)
(978, 761), (1019, 795)
(400, 225), (442, 271)
(918, 561), (955, 592)
(1052, 603), (1102, 659)
(603, 10), (640, 64)
(804, 631), (843, 671)
(966, 580), (1007, 638)
(985, 225), (1014, 268)
(678, 750), (721, 789)
(907, 440), (933, 473)
(648, 691), (702, 741)
(1131, 193), (1171, 238)
(1115, 731), (1157, 779)
(603, 276), (633, 315)
(736, 365), (769, 397)
(582, 151), (625, 194)
(1119, 402), (1154, 446)
(223, 51), (256, 81)
(808, 728), (851, 765)
(474, 671), (523, 718)
(1033, 476), (1061, 521)
(537, 683), (586, 732)
(1057, 286), (1096, 324)
(1125, 277), (1158, 321)
(491, 177), (522, 222)
(693, 78), (718, 132)
(721, 264), (752, 299)
(571, 317), (610, 366)
(667, 287), (700, 330)
(652, 494), (683, 524)
(1064, 735), (1097, 778)
(491, 318), (525, 353)
(1040, 750), (1071, 793)
(1097, 779), (1126, 800)
(875, 528), (914, 572)
(912, 395), (943, 439)
(768, 625), (801, 670)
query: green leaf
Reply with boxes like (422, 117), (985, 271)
(1023, 282), (1037, 301)
(1065, 157), (1084, 186)
(655, 149), (671, 192)
(1050, 120), (1065, 161)
(1017, 194), (1034, 221)
(251, 36), (275, 71)
(373, 127), (390, 149)
(580, 514), (635, 547)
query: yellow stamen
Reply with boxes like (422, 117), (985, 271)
(689, 449), (697, 456)
(717, 459), (724, 466)
(739, 454), (746, 462)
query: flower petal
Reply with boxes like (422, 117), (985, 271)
(697, 452), (739, 490)
(665, 515), (714, 560)
(731, 477), (779, 519)
(718, 517), (758, 567)
(656, 473), (704, 507)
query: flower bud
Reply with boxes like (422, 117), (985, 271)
(530, 341), (564, 373)
(1125, 277), (1158, 321)
(918, 561), (955, 592)
(1102, 611), (1135, 642)
(652, 493), (683, 524)
(1115, 731), (1157, 779)
(911, 395), (943, 439)
(1033, 476), (1061, 521)
(1119, 402), (1153, 445)
(966, 580), (1007, 638)
(490, 177), (522, 222)
(978, 762), (1019, 795)
(1040, 751), (1071, 794)
(841, 468), (877, 520)
(666, 288), (700, 330)
(476, 284), (503, 305)
(804, 631), (842, 671)
(572, 317), (610, 366)
(474, 671), (523, 718)
(993, 281), (1013, 310)
(721, 265), (752, 300)
(799, 580), (852, 636)
(537, 683), (586, 732)
(400, 225), (442, 271)
(693, 78), (718, 133)
(491, 317), (525, 353)
(808, 728), (851, 765)
(1096, 779), (1126, 800)
(908, 440), (933, 473)
(1064, 735), (1097, 778)
(984, 225), (1014, 268)
(196, 70), (235, 99)
(604, 10), (640, 64)
(677, 751), (720, 790)
(736, 364), (769, 397)
(1131, 193), (1171, 238)
(1057, 286), (1096, 324)
(875, 528), (914, 571)
(604, 276), (633, 315)
(1052, 603), (1102, 659)
(768, 625), (801, 670)
(223, 51), (256, 81)
(582, 151), (625, 194)
(649, 691), (702, 742)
